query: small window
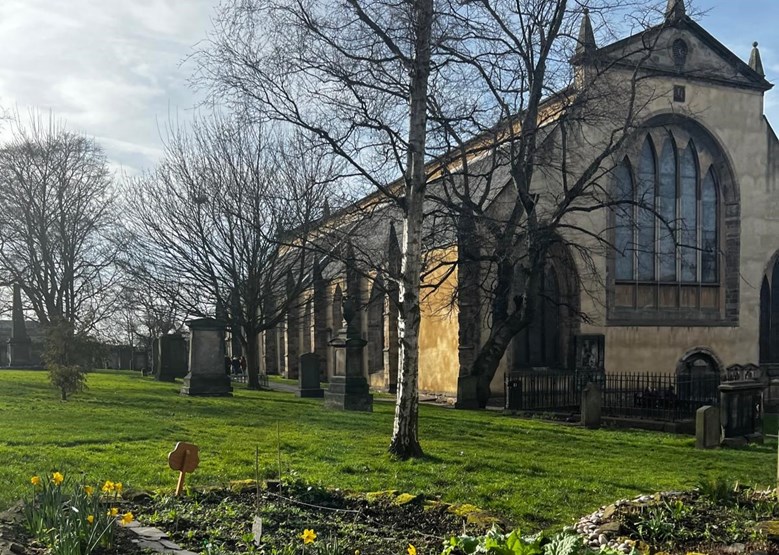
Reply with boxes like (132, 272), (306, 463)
(674, 86), (686, 103)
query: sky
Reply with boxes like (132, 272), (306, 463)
(0, 0), (777, 177)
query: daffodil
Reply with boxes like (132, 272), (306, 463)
(101, 480), (115, 493)
(408, 545), (417, 555)
(52, 472), (64, 486)
(87, 515), (94, 524)
(301, 529), (317, 544)
(84, 485), (94, 496)
(30, 476), (41, 487)
(114, 482), (123, 493)
(120, 512), (134, 526)
(107, 507), (119, 517)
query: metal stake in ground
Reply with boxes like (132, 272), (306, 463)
(168, 441), (200, 496)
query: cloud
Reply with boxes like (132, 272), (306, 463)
(0, 0), (215, 175)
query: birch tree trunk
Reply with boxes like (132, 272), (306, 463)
(388, 0), (433, 459)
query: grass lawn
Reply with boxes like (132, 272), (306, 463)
(0, 369), (775, 532)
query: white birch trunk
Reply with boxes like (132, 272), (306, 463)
(389, 0), (433, 459)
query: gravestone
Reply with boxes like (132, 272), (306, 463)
(695, 405), (720, 449)
(324, 296), (373, 411)
(181, 318), (233, 396)
(298, 353), (324, 398)
(719, 380), (763, 446)
(581, 382), (602, 429)
(157, 333), (188, 382)
(7, 284), (31, 367)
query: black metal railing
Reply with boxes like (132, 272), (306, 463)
(601, 372), (720, 422)
(504, 369), (721, 422)
(504, 369), (605, 412)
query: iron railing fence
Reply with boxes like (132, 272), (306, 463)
(601, 372), (720, 422)
(504, 369), (721, 422)
(504, 369), (605, 412)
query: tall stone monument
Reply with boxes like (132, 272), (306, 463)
(181, 318), (233, 396)
(8, 284), (32, 367)
(156, 333), (188, 382)
(324, 294), (373, 411)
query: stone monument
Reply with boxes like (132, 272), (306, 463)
(719, 380), (763, 446)
(695, 405), (720, 449)
(298, 353), (324, 398)
(7, 284), (32, 367)
(156, 333), (188, 382)
(580, 382), (602, 429)
(324, 296), (373, 411)
(181, 318), (233, 396)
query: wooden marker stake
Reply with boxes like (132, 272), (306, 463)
(168, 442), (200, 496)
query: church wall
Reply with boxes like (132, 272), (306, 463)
(417, 248), (460, 395)
(570, 73), (774, 375)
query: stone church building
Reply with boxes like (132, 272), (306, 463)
(260, 1), (779, 406)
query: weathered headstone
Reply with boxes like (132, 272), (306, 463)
(181, 318), (233, 396)
(324, 295), (373, 411)
(581, 382), (602, 429)
(719, 380), (763, 446)
(157, 333), (188, 382)
(298, 353), (324, 398)
(7, 284), (31, 367)
(695, 405), (720, 449)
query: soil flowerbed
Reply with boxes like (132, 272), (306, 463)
(127, 482), (494, 555)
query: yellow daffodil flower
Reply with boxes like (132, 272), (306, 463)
(300, 529), (317, 544)
(107, 507), (119, 517)
(115, 482), (123, 493)
(84, 485), (94, 496)
(120, 512), (134, 526)
(87, 515), (94, 524)
(102, 480), (115, 493)
(408, 545), (417, 555)
(30, 476), (41, 487)
(52, 472), (64, 486)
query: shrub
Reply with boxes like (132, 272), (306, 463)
(49, 365), (88, 401)
(43, 317), (98, 400)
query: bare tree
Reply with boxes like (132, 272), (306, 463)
(0, 112), (120, 333)
(195, 0), (436, 459)
(125, 114), (334, 390)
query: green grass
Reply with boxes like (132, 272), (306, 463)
(0, 370), (775, 532)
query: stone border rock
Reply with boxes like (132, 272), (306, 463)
(573, 492), (686, 553)
(123, 520), (200, 555)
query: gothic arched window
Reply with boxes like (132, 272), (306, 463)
(613, 132), (720, 314)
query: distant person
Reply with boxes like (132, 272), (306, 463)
(240, 356), (247, 375)
(231, 356), (241, 375)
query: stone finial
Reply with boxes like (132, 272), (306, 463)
(322, 198), (331, 219)
(665, 0), (686, 21)
(386, 222), (401, 275)
(749, 41), (765, 77)
(575, 8), (596, 59)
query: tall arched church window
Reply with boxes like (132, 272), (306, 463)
(612, 131), (721, 316)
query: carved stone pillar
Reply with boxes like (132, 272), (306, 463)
(455, 213), (482, 409)
(285, 272), (300, 379)
(313, 261), (330, 380)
